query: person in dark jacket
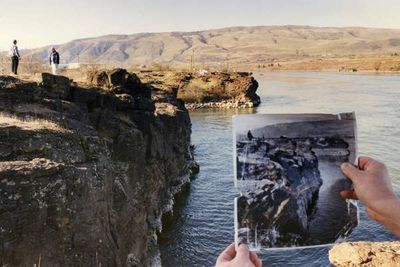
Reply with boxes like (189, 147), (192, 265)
(247, 130), (254, 141)
(9, 40), (20, 75)
(49, 47), (60, 75)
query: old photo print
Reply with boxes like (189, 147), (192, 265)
(233, 113), (359, 250)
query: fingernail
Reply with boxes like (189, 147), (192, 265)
(341, 163), (351, 170)
(237, 244), (249, 251)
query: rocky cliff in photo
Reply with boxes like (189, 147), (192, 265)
(236, 136), (323, 247)
(0, 70), (198, 267)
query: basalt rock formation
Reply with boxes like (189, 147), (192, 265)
(236, 135), (357, 248)
(136, 71), (261, 110)
(87, 68), (150, 99)
(0, 71), (198, 266)
(329, 241), (400, 267)
(236, 137), (323, 247)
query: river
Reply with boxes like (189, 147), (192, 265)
(159, 71), (400, 267)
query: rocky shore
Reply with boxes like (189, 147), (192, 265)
(135, 71), (261, 110)
(0, 70), (198, 266)
(329, 241), (400, 267)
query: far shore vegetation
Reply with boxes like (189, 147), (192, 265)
(2, 53), (400, 83)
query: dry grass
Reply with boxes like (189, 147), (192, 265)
(178, 77), (227, 103)
(178, 86), (204, 103)
(0, 112), (67, 132)
(279, 55), (400, 72)
(236, 54), (400, 72)
(12, 104), (57, 115)
(0, 56), (48, 76)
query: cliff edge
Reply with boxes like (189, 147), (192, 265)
(0, 70), (198, 266)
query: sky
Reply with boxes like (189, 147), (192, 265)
(1, 0), (400, 51)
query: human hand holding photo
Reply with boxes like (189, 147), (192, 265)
(341, 156), (400, 236)
(215, 244), (262, 267)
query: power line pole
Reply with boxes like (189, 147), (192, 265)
(190, 49), (195, 72)
(190, 53), (193, 72)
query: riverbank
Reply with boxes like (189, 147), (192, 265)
(0, 71), (198, 266)
(233, 54), (400, 73)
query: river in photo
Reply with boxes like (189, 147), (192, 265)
(159, 71), (400, 267)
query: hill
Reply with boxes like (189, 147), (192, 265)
(3, 25), (400, 70)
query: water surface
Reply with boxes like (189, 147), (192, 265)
(160, 71), (400, 267)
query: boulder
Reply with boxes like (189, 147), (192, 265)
(88, 69), (147, 98)
(126, 73), (147, 97)
(329, 241), (400, 267)
(41, 73), (71, 99)
(89, 70), (109, 88)
(109, 68), (128, 87)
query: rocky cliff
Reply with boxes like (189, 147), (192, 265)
(236, 136), (323, 247)
(135, 71), (260, 110)
(0, 70), (198, 266)
(329, 241), (400, 267)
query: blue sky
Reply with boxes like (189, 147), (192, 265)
(1, 0), (400, 51)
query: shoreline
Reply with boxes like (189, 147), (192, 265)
(185, 99), (259, 110)
(252, 69), (400, 75)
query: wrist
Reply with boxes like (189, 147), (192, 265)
(384, 196), (400, 221)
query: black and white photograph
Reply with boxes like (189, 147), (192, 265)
(233, 113), (359, 250)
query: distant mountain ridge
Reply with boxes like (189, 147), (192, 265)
(10, 25), (400, 67)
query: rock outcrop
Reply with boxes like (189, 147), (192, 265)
(0, 71), (198, 266)
(236, 132), (358, 248)
(236, 136), (323, 247)
(87, 68), (150, 99)
(329, 241), (400, 267)
(136, 71), (261, 110)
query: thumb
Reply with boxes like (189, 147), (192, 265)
(236, 244), (250, 259)
(341, 162), (361, 182)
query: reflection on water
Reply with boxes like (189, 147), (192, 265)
(159, 72), (400, 267)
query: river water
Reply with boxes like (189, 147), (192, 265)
(159, 71), (400, 267)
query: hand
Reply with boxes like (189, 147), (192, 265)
(341, 156), (400, 236)
(215, 244), (262, 267)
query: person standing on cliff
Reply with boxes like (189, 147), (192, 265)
(9, 40), (21, 75)
(49, 47), (60, 75)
